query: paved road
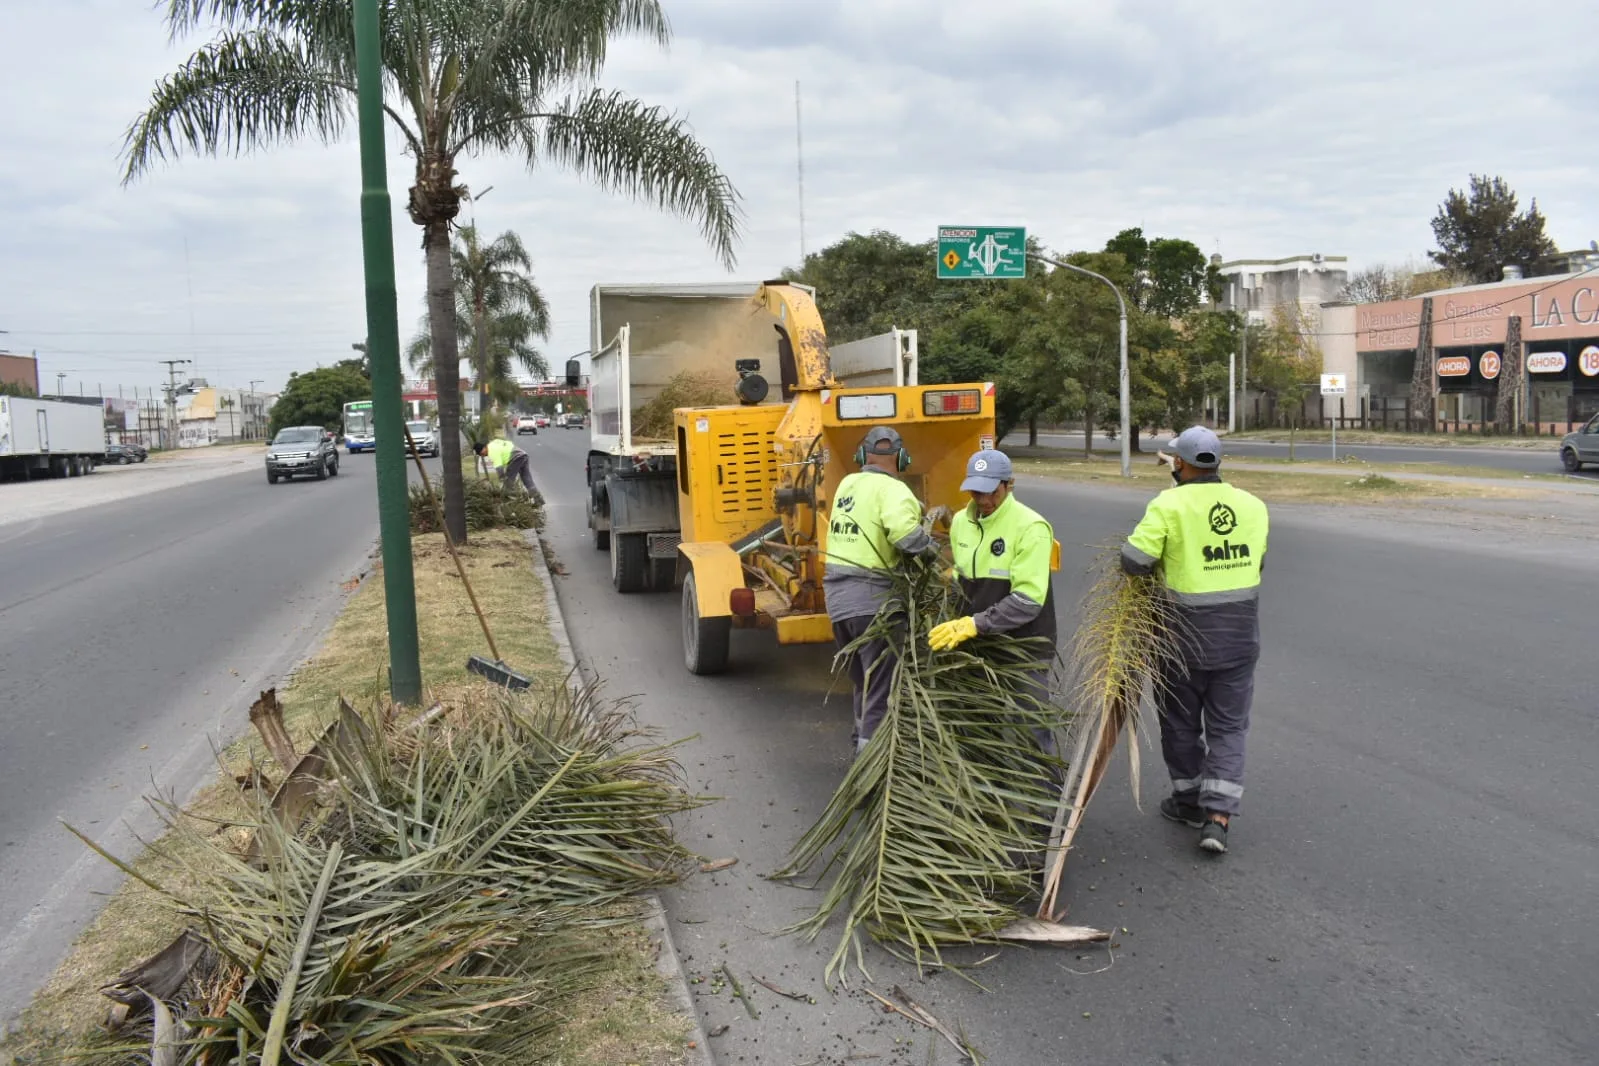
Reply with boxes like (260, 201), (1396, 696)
(0, 449), (401, 1022)
(1004, 430), (1583, 476)
(528, 430), (1597, 1066)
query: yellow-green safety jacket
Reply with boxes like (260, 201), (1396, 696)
(949, 493), (1057, 646)
(823, 468), (933, 623)
(486, 438), (516, 470)
(1120, 474), (1269, 667)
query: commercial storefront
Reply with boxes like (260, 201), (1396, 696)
(1328, 272), (1599, 431)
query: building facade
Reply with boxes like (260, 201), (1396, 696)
(1213, 254), (1350, 326)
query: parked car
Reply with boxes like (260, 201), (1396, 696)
(123, 441), (149, 462)
(560, 412), (585, 429)
(266, 426), (340, 483)
(103, 443), (138, 465)
(405, 420), (440, 457)
(515, 414), (539, 435)
(1560, 413), (1599, 472)
(534, 414), (551, 428)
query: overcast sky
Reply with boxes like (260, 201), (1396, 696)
(3, 0), (1597, 396)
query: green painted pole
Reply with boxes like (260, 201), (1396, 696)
(353, 0), (422, 703)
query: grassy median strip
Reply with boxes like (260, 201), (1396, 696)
(3, 530), (694, 1066)
(1221, 428), (1558, 450)
(1007, 450), (1533, 504)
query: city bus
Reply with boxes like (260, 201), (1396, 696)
(343, 400), (375, 452)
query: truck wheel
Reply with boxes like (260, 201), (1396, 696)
(1561, 447), (1582, 473)
(267, 470), (279, 484)
(682, 572), (731, 675)
(315, 455), (329, 481)
(611, 533), (648, 593)
(589, 495), (610, 550)
(329, 456), (339, 477)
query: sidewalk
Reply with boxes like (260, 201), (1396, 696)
(0, 445), (262, 528)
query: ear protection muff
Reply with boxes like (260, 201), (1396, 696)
(854, 442), (912, 471)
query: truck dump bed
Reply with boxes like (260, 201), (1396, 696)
(589, 283), (785, 458)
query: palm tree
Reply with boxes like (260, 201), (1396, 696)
(122, 0), (742, 543)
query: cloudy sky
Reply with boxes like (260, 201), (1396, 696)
(3, 0), (1597, 396)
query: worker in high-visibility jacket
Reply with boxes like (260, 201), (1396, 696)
(472, 436), (535, 495)
(1120, 425), (1269, 856)
(929, 449), (1059, 751)
(825, 426), (937, 754)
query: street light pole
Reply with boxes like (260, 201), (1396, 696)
(1028, 253), (1132, 477)
(353, 0), (422, 704)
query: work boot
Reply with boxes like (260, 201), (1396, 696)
(1199, 817), (1229, 854)
(1159, 796), (1205, 829)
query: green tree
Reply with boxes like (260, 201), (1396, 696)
(268, 364), (372, 437)
(407, 226), (549, 412)
(1430, 175), (1557, 283)
(1250, 305), (1323, 440)
(0, 380), (37, 398)
(123, 0), (740, 544)
(1102, 228), (1209, 318)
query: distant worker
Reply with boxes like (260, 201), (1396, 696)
(929, 449), (1059, 751)
(472, 436), (536, 496)
(1120, 426), (1269, 855)
(825, 426), (937, 754)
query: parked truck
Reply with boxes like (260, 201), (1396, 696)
(584, 280), (1016, 675)
(0, 395), (106, 480)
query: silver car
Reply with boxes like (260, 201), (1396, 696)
(1559, 413), (1599, 472)
(405, 420), (440, 457)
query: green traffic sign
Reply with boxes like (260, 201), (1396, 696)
(937, 225), (1027, 279)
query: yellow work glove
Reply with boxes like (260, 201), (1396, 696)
(928, 616), (979, 651)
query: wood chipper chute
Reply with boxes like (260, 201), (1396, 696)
(674, 282), (998, 675)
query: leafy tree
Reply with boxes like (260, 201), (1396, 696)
(267, 364), (371, 437)
(407, 226), (549, 414)
(1342, 261), (1473, 302)
(0, 380), (37, 398)
(1102, 228), (1210, 318)
(124, 0), (740, 544)
(1249, 305), (1323, 442)
(1429, 175), (1557, 283)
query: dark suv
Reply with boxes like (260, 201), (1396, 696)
(266, 426), (339, 483)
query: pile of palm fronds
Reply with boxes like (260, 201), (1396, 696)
(410, 474), (542, 533)
(1038, 552), (1190, 917)
(74, 684), (703, 1065)
(631, 370), (737, 439)
(777, 561), (1070, 985)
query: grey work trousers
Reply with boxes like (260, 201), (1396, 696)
(1156, 655), (1256, 816)
(832, 615), (896, 753)
(502, 451), (535, 495)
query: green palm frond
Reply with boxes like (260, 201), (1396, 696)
(778, 563), (1069, 986)
(533, 90), (743, 269)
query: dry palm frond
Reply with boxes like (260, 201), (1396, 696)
(778, 561), (1070, 986)
(631, 370), (737, 438)
(1038, 551), (1190, 918)
(409, 474), (543, 533)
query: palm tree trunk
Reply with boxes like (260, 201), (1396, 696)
(425, 220), (468, 544)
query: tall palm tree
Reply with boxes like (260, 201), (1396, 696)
(122, 0), (742, 543)
(407, 226), (550, 420)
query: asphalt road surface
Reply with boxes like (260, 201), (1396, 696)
(1003, 430), (1583, 476)
(0, 448), (422, 1022)
(528, 429), (1596, 1066)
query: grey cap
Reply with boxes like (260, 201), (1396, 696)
(1174, 425), (1222, 468)
(861, 425), (904, 455)
(960, 449), (1014, 493)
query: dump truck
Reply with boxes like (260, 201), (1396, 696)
(0, 395), (107, 480)
(584, 280), (1004, 674)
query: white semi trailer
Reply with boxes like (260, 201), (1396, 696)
(0, 396), (107, 480)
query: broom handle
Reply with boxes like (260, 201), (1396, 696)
(1037, 711), (1118, 919)
(403, 424), (502, 663)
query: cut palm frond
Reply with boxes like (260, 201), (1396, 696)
(778, 562), (1070, 986)
(1038, 551), (1190, 918)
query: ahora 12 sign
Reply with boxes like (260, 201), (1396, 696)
(1479, 350), (1502, 380)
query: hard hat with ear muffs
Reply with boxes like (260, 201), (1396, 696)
(853, 425), (911, 472)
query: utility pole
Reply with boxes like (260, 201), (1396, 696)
(160, 358), (191, 449)
(249, 380), (264, 440)
(1239, 322), (1249, 432)
(353, 0), (422, 704)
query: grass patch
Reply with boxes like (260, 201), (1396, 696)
(1200, 454), (1565, 483)
(2, 530), (692, 1066)
(1224, 428), (1556, 450)
(1007, 450), (1529, 505)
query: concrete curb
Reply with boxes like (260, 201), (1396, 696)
(520, 528), (715, 1066)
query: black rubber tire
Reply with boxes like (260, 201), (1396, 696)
(682, 572), (731, 675)
(611, 532), (648, 593)
(650, 556), (676, 591)
(329, 456), (339, 477)
(589, 493), (610, 550)
(1561, 447), (1583, 473)
(267, 470), (279, 484)
(315, 455), (329, 480)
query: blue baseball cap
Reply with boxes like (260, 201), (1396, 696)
(1174, 425), (1222, 468)
(960, 449), (1014, 493)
